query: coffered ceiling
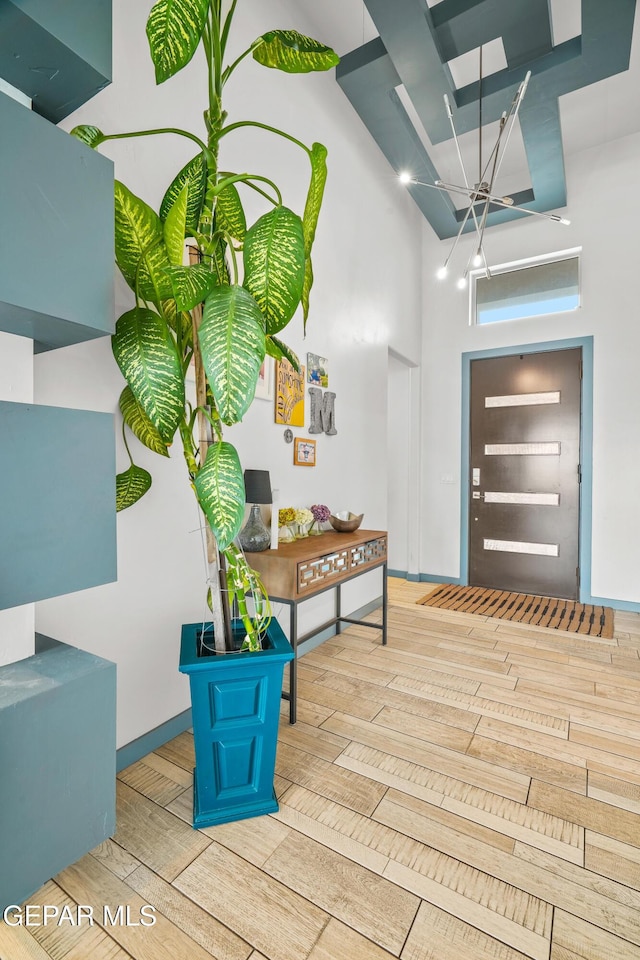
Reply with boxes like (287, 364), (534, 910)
(307, 0), (638, 239)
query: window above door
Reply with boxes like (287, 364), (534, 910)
(470, 248), (581, 326)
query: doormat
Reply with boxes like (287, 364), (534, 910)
(417, 584), (614, 639)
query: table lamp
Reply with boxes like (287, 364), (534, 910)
(238, 469), (272, 552)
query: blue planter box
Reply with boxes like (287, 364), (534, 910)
(179, 617), (293, 828)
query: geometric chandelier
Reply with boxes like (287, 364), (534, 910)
(399, 47), (571, 288)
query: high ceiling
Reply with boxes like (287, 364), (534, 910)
(303, 0), (639, 239)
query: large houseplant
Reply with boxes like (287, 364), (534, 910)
(71, 0), (338, 652)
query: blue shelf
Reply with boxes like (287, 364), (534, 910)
(0, 402), (117, 609)
(0, 0), (111, 123)
(0, 636), (116, 910)
(0, 92), (114, 351)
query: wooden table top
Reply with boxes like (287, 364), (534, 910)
(257, 529), (386, 560)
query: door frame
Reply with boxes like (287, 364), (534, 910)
(460, 336), (594, 602)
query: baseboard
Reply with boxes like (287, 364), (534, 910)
(388, 570), (458, 584)
(420, 573), (462, 585)
(588, 595), (640, 613)
(117, 708), (192, 773)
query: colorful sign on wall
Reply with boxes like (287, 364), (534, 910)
(275, 359), (305, 426)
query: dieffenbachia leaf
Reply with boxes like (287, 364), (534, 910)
(216, 180), (246, 243)
(162, 299), (193, 347)
(193, 441), (244, 550)
(69, 125), (105, 148)
(253, 30), (339, 73)
(199, 285), (265, 425)
(212, 239), (231, 286)
(119, 386), (170, 457)
(301, 142), (328, 328)
(114, 181), (173, 303)
(266, 335), (300, 373)
(146, 0), (209, 84)
(160, 153), (207, 230)
(164, 183), (189, 265)
(243, 206), (305, 334)
(112, 307), (185, 444)
(116, 464), (152, 511)
(164, 262), (222, 311)
(301, 259), (313, 332)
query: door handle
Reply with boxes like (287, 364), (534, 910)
(472, 491), (485, 501)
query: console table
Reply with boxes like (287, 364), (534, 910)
(249, 529), (388, 723)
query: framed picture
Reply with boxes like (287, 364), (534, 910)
(275, 358), (305, 426)
(254, 356), (274, 401)
(293, 437), (316, 466)
(307, 352), (329, 388)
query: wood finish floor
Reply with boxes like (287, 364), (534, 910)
(5, 578), (640, 959)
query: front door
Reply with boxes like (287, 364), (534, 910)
(469, 348), (582, 599)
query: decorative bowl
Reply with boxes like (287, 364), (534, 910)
(329, 511), (364, 533)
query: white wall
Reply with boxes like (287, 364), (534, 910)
(34, 0), (422, 746)
(0, 332), (34, 665)
(420, 129), (640, 603)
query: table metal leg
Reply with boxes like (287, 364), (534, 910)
(382, 562), (388, 645)
(336, 582), (342, 636)
(289, 601), (297, 724)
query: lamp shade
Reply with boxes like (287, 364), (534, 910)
(244, 469), (272, 504)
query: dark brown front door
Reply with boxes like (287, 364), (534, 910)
(469, 348), (582, 600)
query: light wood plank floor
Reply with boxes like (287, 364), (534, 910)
(5, 578), (640, 960)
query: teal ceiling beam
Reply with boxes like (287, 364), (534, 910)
(359, 0), (453, 149)
(337, 39), (458, 234)
(431, 0), (553, 70)
(0, 0), (111, 123)
(337, 0), (636, 238)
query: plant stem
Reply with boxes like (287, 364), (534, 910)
(121, 421), (135, 466)
(214, 172), (282, 206)
(221, 43), (256, 85)
(220, 0), (238, 57)
(209, 3), (223, 99)
(102, 127), (208, 153)
(220, 119), (311, 157)
(237, 178), (280, 206)
(191, 20), (231, 651)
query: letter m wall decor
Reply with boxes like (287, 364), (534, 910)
(308, 387), (337, 435)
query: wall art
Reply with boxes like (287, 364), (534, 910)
(275, 358), (305, 426)
(294, 437), (316, 466)
(308, 387), (337, 435)
(254, 356), (274, 401)
(306, 353), (329, 388)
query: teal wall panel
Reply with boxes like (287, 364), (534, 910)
(0, 636), (116, 910)
(0, 92), (114, 351)
(0, 0), (111, 122)
(0, 402), (117, 609)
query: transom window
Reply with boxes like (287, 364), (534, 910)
(471, 249), (581, 325)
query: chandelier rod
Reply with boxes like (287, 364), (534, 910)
(478, 45), (483, 185)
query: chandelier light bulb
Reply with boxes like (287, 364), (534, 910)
(436, 265), (448, 280)
(398, 171), (413, 185)
(457, 277), (468, 290)
(472, 252), (483, 267)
